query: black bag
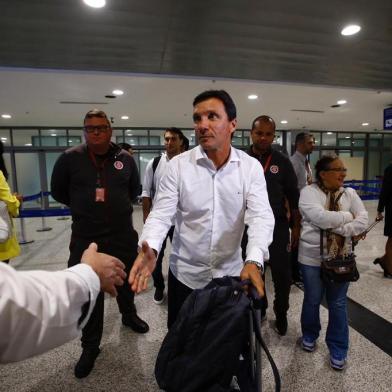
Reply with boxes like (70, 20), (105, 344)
(320, 230), (359, 283)
(155, 276), (281, 392)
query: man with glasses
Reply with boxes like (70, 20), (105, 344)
(51, 109), (149, 379)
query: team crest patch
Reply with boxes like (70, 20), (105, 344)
(270, 165), (279, 174)
(114, 161), (124, 170)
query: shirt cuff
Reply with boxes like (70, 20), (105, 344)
(68, 264), (100, 329)
(245, 247), (266, 268)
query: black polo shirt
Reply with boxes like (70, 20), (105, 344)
(247, 146), (299, 220)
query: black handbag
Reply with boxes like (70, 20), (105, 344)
(320, 230), (359, 283)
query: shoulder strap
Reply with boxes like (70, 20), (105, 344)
(152, 155), (161, 175)
(151, 155), (162, 199)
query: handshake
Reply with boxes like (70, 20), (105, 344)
(81, 243), (127, 296)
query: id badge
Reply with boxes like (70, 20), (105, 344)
(95, 187), (106, 202)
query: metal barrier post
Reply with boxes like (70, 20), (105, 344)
(18, 217), (34, 245)
(36, 191), (52, 232)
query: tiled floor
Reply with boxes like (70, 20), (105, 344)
(1, 201), (391, 392)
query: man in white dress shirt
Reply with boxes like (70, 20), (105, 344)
(0, 243), (126, 363)
(141, 127), (186, 304)
(130, 90), (275, 328)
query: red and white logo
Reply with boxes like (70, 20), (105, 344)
(270, 165), (279, 174)
(114, 161), (124, 170)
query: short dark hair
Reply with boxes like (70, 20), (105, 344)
(295, 132), (313, 146)
(118, 142), (133, 151)
(182, 136), (190, 151)
(84, 109), (110, 127)
(193, 90), (237, 121)
(164, 127), (185, 144)
(315, 154), (338, 181)
(251, 115), (276, 130)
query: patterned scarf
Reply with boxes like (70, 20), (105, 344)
(318, 182), (347, 258)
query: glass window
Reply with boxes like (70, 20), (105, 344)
(232, 135), (242, 146)
(369, 133), (382, 147)
(68, 129), (84, 146)
(149, 130), (165, 146)
(13, 129), (39, 147)
(312, 132), (320, 146)
(275, 131), (282, 146)
(3, 153), (13, 190)
(0, 129), (10, 146)
(337, 133), (352, 147)
(383, 134), (392, 152)
(112, 129), (123, 144)
(182, 130), (196, 147)
(321, 132), (336, 147)
(353, 150), (365, 157)
(14, 152), (41, 208)
(368, 151), (381, 180)
(352, 133), (366, 147)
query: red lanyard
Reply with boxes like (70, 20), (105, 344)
(88, 149), (108, 187)
(263, 154), (273, 173)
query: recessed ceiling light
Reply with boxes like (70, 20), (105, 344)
(25, 143), (32, 146)
(83, 0), (106, 8)
(1, 114), (11, 119)
(337, 100), (347, 105)
(1, 137), (7, 141)
(248, 94), (258, 100)
(121, 115), (129, 120)
(345, 136), (350, 139)
(341, 24), (361, 36)
(327, 132), (333, 135)
(280, 120), (288, 124)
(112, 89), (124, 96)
(362, 122), (369, 126)
(51, 133), (57, 137)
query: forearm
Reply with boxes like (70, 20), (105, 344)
(142, 197), (152, 223)
(0, 264), (99, 363)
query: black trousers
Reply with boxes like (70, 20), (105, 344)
(68, 229), (139, 350)
(241, 218), (291, 317)
(152, 226), (174, 290)
(167, 268), (193, 329)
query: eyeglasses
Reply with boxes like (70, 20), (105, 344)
(84, 125), (109, 133)
(325, 168), (347, 173)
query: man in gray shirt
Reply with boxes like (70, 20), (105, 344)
(290, 132), (315, 190)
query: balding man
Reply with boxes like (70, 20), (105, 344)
(243, 115), (300, 336)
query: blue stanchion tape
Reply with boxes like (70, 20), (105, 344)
(19, 208), (70, 218)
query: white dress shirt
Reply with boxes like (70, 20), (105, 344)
(141, 152), (170, 203)
(298, 184), (368, 266)
(139, 146), (275, 289)
(0, 263), (100, 363)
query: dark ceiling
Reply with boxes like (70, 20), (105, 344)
(1, 0), (392, 91)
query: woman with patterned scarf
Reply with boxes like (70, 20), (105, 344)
(298, 155), (368, 370)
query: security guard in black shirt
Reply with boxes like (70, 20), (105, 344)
(242, 115), (300, 336)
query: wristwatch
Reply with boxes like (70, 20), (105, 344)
(245, 260), (263, 272)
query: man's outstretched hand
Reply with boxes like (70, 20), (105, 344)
(81, 242), (126, 297)
(129, 241), (157, 293)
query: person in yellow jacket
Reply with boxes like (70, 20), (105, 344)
(0, 169), (21, 263)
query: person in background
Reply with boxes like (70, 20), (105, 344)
(130, 90), (274, 329)
(51, 109), (148, 379)
(0, 243), (126, 363)
(118, 142), (134, 156)
(289, 132), (316, 284)
(0, 140), (21, 264)
(141, 127), (186, 304)
(298, 155), (368, 370)
(374, 162), (392, 278)
(242, 115), (300, 336)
